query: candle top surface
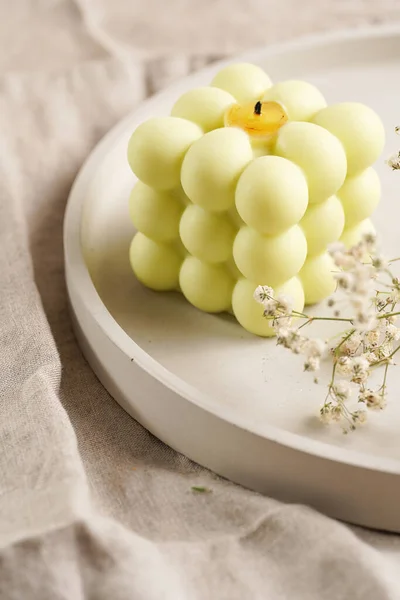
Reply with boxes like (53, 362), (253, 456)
(225, 100), (288, 138)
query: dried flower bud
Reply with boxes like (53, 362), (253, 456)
(365, 328), (380, 346)
(334, 272), (354, 290)
(304, 357), (320, 372)
(352, 410), (368, 424)
(332, 380), (352, 401)
(254, 285), (274, 304)
(387, 151), (400, 170)
(359, 389), (386, 410)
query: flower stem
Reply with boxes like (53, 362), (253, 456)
(313, 316), (353, 323)
(294, 314), (353, 324)
(297, 319), (312, 331)
(335, 329), (356, 355)
(377, 311), (400, 320)
(380, 361), (389, 396)
(371, 342), (400, 367)
(265, 314), (353, 324)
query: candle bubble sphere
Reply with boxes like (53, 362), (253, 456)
(128, 117), (202, 190)
(181, 128), (253, 212)
(235, 156), (308, 236)
(129, 234), (182, 291)
(129, 182), (183, 242)
(299, 253), (337, 305)
(179, 257), (235, 313)
(300, 196), (345, 257)
(262, 80), (327, 121)
(211, 63), (272, 105)
(274, 122), (347, 203)
(337, 167), (380, 228)
(312, 103), (385, 175)
(171, 87), (236, 132)
(179, 204), (236, 264)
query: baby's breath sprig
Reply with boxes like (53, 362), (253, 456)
(387, 126), (400, 170)
(254, 233), (400, 432)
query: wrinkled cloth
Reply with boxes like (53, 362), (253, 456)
(2, 1), (400, 598)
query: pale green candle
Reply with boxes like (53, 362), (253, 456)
(126, 62), (384, 336)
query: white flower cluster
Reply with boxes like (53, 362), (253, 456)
(387, 126), (400, 170)
(254, 286), (327, 369)
(254, 286), (293, 323)
(254, 232), (400, 433)
(330, 236), (379, 332)
(386, 151), (400, 171)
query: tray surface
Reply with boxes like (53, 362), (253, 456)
(65, 27), (400, 531)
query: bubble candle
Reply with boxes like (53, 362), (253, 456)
(127, 63), (384, 336)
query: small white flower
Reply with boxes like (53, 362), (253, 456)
(276, 293), (293, 314)
(275, 328), (304, 353)
(263, 299), (278, 317)
(350, 355), (370, 384)
(340, 332), (362, 355)
(350, 242), (366, 261)
(377, 318), (389, 332)
(372, 256), (388, 271)
(365, 351), (378, 364)
(304, 338), (326, 359)
(350, 274), (374, 297)
(304, 356), (320, 372)
(254, 285), (274, 305)
(332, 380), (352, 401)
(320, 405), (333, 424)
(275, 327), (292, 346)
(336, 356), (353, 375)
(330, 252), (348, 269)
(330, 405), (343, 422)
(290, 340), (306, 355)
(375, 297), (388, 311)
(388, 315), (398, 324)
(328, 242), (346, 255)
(386, 151), (400, 171)
(352, 409), (368, 424)
(334, 272), (354, 290)
(365, 328), (380, 346)
(386, 324), (400, 341)
(353, 355), (370, 370)
(361, 232), (377, 247)
(389, 289), (400, 304)
(359, 389), (386, 410)
(342, 255), (358, 270)
(273, 315), (292, 331)
(377, 343), (393, 359)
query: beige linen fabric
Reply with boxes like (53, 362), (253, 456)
(2, 1), (400, 598)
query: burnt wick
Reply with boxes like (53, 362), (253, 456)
(254, 101), (262, 116)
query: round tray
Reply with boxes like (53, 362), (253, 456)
(65, 26), (400, 532)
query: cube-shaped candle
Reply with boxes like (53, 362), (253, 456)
(127, 63), (384, 336)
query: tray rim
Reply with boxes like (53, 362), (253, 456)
(64, 24), (400, 477)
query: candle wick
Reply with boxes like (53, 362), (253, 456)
(254, 101), (262, 116)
